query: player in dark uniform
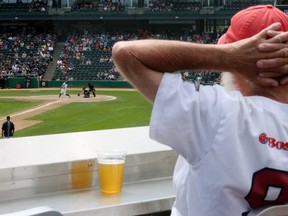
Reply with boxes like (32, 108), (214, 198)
(2, 116), (15, 138)
(88, 83), (96, 97)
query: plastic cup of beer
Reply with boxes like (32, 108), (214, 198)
(97, 150), (126, 194)
(71, 159), (95, 189)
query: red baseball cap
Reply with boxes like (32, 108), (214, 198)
(218, 5), (288, 44)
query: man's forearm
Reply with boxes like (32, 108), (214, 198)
(112, 39), (225, 73)
(112, 39), (229, 102)
(111, 38), (271, 84)
(112, 25), (288, 102)
(113, 23), (288, 88)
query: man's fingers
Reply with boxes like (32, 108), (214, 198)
(260, 22), (281, 36)
(258, 65), (288, 79)
(279, 76), (288, 85)
(256, 76), (279, 87)
(266, 30), (282, 38)
(258, 29), (288, 52)
(267, 30), (288, 43)
(259, 37), (288, 52)
(256, 23), (281, 40)
(257, 56), (288, 69)
(253, 23), (288, 84)
(258, 43), (284, 52)
(258, 71), (283, 78)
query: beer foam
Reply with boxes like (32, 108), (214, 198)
(98, 159), (125, 164)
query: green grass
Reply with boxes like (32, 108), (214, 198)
(0, 89), (61, 117)
(0, 89), (61, 96)
(0, 89), (152, 137)
(0, 98), (41, 117)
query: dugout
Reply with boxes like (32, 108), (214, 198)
(0, 79), (5, 89)
(5, 77), (39, 88)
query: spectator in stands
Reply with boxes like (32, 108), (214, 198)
(72, 0), (123, 12)
(0, 32), (56, 80)
(112, 5), (288, 215)
(55, 29), (222, 81)
(21, 52), (27, 59)
(86, 58), (92, 65)
(57, 58), (63, 65)
(29, 0), (47, 12)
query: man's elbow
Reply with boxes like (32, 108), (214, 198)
(112, 41), (124, 59)
(112, 41), (132, 64)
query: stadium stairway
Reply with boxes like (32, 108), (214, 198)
(43, 42), (65, 81)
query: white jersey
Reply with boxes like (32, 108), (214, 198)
(150, 73), (288, 216)
(60, 83), (68, 94)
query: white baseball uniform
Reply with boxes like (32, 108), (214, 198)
(60, 82), (68, 95)
(150, 73), (288, 216)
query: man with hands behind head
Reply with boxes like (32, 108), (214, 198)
(113, 5), (288, 216)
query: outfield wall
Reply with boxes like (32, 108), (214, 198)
(0, 126), (176, 216)
(4, 78), (133, 89)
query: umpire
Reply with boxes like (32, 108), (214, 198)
(88, 83), (96, 97)
(2, 116), (15, 138)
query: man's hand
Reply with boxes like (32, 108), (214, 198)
(225, 23), (288, 87)
(256, 28), (288, 85)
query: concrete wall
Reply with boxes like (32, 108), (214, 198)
(4, 78), (133, 89)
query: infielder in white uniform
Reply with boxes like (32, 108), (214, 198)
(113, 5), (288, 216)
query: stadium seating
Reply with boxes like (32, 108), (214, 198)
(71, 0), (125, 12)
(51, 30), (223, 83)
(2, 2), (277, 84)
(0, 33), (55, 80)
(0, 3), (29, 12)
(222, 1), (274, 10)
(0, 1), (48, 13)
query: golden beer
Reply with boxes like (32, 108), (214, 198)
(98, 160), (125, 193)
(71, 160), (94, 189)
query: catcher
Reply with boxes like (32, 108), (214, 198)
(78, 87), (90, 98)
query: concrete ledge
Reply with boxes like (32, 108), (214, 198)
(0, 126), (171, 169)
(0, 127), (177, 215)
(0, 178), (175, 215)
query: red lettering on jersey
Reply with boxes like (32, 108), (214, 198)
(259, 133), (268, 144)
(268, 138), (276, 147)
(258, 133), (288, 151)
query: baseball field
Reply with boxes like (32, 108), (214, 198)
(0, 88), (152, 138)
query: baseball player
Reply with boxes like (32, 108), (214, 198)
(112, 5), (288, 216)
(59, 81), (70, 98)
(88, 83), (96, 97)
